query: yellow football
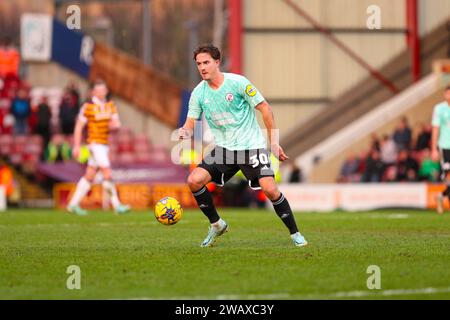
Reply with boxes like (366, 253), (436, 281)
(154, 197), (183, 225)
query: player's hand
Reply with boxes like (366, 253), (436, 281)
(109, 119), (121, 131)
(432, 148), (440, 162)
(72, 146), (80, 159)
(178, 128), (191, 140)
(271, 144), (289, 162)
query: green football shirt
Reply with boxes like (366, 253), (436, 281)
(187, 73), (267, 151)
(432, 101), (450, 149)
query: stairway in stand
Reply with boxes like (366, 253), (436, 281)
(2, 160), (53, 208)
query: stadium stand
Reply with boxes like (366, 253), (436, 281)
(305, 69), (450, 183)
(0, 67), (172, 206)
(336, 116), (437, 183)
(283, 20), (450, 172)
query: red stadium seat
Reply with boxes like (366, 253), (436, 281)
(118, 142), (134, 153)
(14, 135), (27, 145)
(0, 133), (13, 146)
(117, 152), (135, 165)
(149, 150), (169, 163)
(135, 152), (152, 164)
(9, 153), (22, 166)
(29, 135), (44, 147)
(134, 133), (151, 144)
(134, 142), (150, 153)
(23, 142), (43, 156)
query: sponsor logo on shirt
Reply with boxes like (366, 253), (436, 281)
(245, 85), (257, 97)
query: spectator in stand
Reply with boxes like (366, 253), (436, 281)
(418, 148), (440, 182)
(0, 36), (20, 78)
(44, 134), (71, 163)
(383, 165), (398, 183)
(415, 123), (432, 151)
(356, 151), (367, 176)
(66, 81), (81, 109)
(288, 163), (303, 183)
(11, 88), (31, 135)
(1, 113), (14, 134)
(361, 149), (384, 182)
(393, 117), (412, 151)
(59, 91), (80, 135)
(370, 133), (381, 151)
(380, 134), (398, 171)
(337, 153), (360, 183)
(34, 96), (52, 147)
(396, 149), (419, 182)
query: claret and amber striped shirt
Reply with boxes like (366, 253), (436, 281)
(78, 96), (119, 145)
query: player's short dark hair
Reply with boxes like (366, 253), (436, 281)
(446, 85), (450, 91)
(90, 79), (107, 90)
(193, 44), (221, 61)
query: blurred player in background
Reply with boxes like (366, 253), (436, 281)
(67, 79), (130, 215)
(179, 44), (307, 247)
(431, 85), (450, 214)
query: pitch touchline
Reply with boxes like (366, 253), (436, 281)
(0, 221), (161, 228)
(122, 286), (450, 300)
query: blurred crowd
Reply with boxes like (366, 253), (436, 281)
(0, 72), (82, 161)
(337, 116), (439, 183)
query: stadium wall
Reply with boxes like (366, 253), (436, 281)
(273, 183), (447, 212)
(243, 0), (406, 133)
(242, 0), (450, 134)
(0, 186), (5, 212)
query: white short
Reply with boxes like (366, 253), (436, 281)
(87, 144), (111, 168)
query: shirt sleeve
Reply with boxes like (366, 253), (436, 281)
(239, 76), (265, 108)
(78, 103), (88, 124)
(432, 105), (441, 127)
(187, 88), (203, 120)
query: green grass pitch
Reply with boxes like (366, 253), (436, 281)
(1, 208), (449, 300)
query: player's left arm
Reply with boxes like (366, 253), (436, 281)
(255, 101), (289, 162)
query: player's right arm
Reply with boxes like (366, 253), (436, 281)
(179, 117), (195, 140)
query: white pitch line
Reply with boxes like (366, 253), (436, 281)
(0, 221), (156, 228)
(121, 286), (450, 300)
(321, 286), (450, 298)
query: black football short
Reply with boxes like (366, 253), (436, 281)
(198, 146), (275, 190)
(440, 149), (450, 180)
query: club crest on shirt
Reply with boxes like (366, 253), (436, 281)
(245, 85), (257, 97)
(226, 93), (234, 102)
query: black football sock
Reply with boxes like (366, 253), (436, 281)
(443, 185), (450, 198)
(192, 186), (220, 224)
(272, 193), (299, 235)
